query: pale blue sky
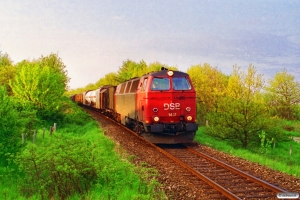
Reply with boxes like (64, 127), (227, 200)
(1, 0), (299, 89)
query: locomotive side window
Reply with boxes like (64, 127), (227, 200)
(151, 77), (170, 90)
(120, 83), (126, 94)
(125, 82), (131, 93)
(116, 85), (121, 93)
(130, 79), (140, 93)
(141, 78), (148, 91)
(172, 77), (191, 90)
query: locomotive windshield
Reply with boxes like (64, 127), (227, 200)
(172, 77), (191, 90)
(151, 77), (170, 90)
(151, 77), (191, 91)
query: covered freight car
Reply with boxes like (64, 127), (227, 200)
(74, 93), (83, 104)
(100, 85), (116, 117)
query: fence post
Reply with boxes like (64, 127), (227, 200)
(53, 123), (57, 132)
(50, 126), (53, 136)
(33, 130), (36, 143)
(290, 144), (292, 156)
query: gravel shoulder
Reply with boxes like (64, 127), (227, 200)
(87, 109), (300, 199)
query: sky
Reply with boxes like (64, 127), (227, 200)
(1, 0), (299, 89)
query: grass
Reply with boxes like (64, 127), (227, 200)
(194, 126), (300, 177)
(0, 119), (166, 200)
(282, 120), (300, 137)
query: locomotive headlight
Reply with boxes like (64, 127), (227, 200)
(167, 70), (174, 76)
(153, 116), (160, 122)
(186, 115), (193, 121)
(153, 108), (158, 113)
(186, 107), (191, 112)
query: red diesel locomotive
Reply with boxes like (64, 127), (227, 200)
(73, 68), (198, 144)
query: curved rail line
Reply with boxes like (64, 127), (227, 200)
(159, 144), (289, 199)
(86, 108), (292, 199)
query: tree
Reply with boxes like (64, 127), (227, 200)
(116, 60), (177, 83)
(0, 52), (15, 94)
(146, 62), (177, 73)
(265, 69), (300, 120)
(0, 86), (21, 162)
(207, 64), (271, 148)
(38, 53), (70, 90)
(95, 72), (120, 87)
(0, 52), (13, 67)
(116, 60), (140, 82)
(187, 64), (228, 125)
(10, 55), (68, 122)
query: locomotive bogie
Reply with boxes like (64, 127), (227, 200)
(140, 131), (196, 144)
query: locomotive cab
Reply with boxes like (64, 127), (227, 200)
(135, 69), (198, 143)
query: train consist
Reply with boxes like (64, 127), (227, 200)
(71, 68), (198, 144)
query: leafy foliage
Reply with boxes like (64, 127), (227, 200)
(38, 53), (69, 90)
(116, 60), (147, 82)
(10, 55), (68, 122)
(265, 69), (300, 120)
(1, 54), (167, 199)
(14, 123), (165, 199)
(0, 86), (21, 162)
(16, 134), (100, 199)
(95, 72), (120, 87)
(187, 64), (228, 125)
(0, 52), (15, 94)
(0, 52), (13, 67)
(146, 61), (177, 73)
(207, 65), (273, 147)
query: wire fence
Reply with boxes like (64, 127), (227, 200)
(22, 123), (57, 144)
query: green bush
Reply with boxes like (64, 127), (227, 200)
(1, 96), (166, 199)
(0, 86), (22, 164)
(15, 133), (101, 199)
(61, 101), (92, 126)
(13, 123), (166, 199)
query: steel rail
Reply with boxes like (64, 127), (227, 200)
(85, 108), (289, 199)
(102, 115), (241, 199)
(154, 146), (242, 200)
(186, 146), (289, 194)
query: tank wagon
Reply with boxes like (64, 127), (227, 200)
(73, 68), (198, 144)
(77, 85), (116, 117)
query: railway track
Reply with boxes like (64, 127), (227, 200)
(86, 108), (297, 199)
(157, 144), (289, 199)
(118, 123), (291, 199)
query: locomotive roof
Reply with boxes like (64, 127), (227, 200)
(100, 85), (115, 88)
(147, 70), (188, 77)
(120, 69), (189, 84)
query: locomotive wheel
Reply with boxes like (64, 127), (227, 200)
(134, 124), (140, 135)
(134, 123), (143, 135)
